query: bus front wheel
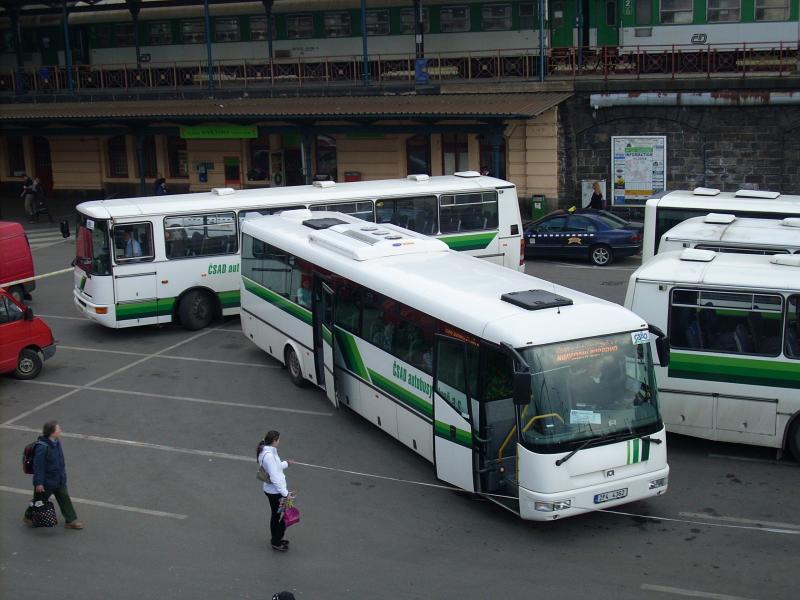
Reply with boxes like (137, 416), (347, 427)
(787, 419), (800, 461)
(284, 346), (306, 387)
(178, 290), (214, 330)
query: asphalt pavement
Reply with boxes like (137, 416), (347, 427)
(1, 230), (797, 600)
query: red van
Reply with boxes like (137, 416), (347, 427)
(0, 288), (55, 379)
(0, 221), (35, 303)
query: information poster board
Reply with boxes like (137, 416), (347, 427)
(611, 136), (666, 206)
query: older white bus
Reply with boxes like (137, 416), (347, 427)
(659, 213), (800, 256)
(240, 210), (671, 521)
(626, 249), (800, 459)
(69, 174), (523, 329)
(642, 188), (800, 260)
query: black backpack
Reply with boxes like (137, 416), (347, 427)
(22, 440), (46, 475)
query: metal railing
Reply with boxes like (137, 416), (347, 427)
(1, 42), (797, 96)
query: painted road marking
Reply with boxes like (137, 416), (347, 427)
(0, 485), (187, 520)
(11, 379), (333, 417)
(58, 345), (282, 369)
(1, 327), (218, 427)
(678, 512), (800, 532)
(641, 584), (758, 600)
(37, 314), (88, 321)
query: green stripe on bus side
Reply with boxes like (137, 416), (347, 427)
(669, 351), (800, 389)
(632, 438), (639, 464)
(219, 289), (240, 309)
(116, 297), (174, 320)
(242, 276), (312, 325)
(367, 369), (433, 418)
(641, 438), (650, 462)
(439, 232), (497, 251)
(334, 328), (369, 381)
(626, 439), (630, 465)
(433, 420), (473, 449)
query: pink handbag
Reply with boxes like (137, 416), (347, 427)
(281, 498), (300, 528)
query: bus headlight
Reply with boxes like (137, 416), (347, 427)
(648, 477), (668, 490)
(534, 499), (572, 512)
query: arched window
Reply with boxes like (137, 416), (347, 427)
(314, 135), (337, 181)
(406, 135), (431, 175)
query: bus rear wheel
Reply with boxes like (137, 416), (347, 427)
(284, 346), (306, 387)
(178, 290), (214, 330)
(787, 419), (800, 461)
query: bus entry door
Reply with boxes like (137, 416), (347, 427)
(313, 278), (337, 407)
(432, 336), (476, 492)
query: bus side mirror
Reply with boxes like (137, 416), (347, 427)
(648, 324), (670, 368)
(60, 220), (70, 238)
(513, 372), (532, 406)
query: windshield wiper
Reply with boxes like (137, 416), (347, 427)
(555, 431), (620, 466)
(638, 435), (663, 445)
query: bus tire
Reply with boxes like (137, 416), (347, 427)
(178, 290), (214, 330)
(787, 419), (800, 461)
(14, 348), (43, 380)
(590, 244), (614, 266)
(9, 285), (25, 304)
(284, 345), (306, 387)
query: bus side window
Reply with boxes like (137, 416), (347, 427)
(362, 290), (396, 354)
(114, 222), (154, 262)
(334, 277), (362, 335)
(435, 339), (470, 415)
(375, 196), (437, 235)
(786, 295), (800, 359)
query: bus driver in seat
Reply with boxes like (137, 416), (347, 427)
(296, 276), (312, 309)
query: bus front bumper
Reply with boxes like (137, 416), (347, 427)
(518, 464), (669, 521)
(73, 290), (115, 327)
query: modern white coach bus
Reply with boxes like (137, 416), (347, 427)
(642, 188), (800, 260)
(626, 249), (800, 459)
(659, 213), (800, 256)
(240, 210), (671, 521)
(68, 173), (523, 329)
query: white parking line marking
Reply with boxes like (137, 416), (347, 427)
(1, 327), (218, 426)
(13, 379), (333, 417)
(58, 345), (281, 369)
(0, 485), (187, 520)
(678, 512), (800, 532)
(641, 584), (758, 600)
(707, 453), (799, 467)
(37, 314), (87, 321)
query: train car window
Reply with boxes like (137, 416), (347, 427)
(324, 11), (352, 37)
(215, 18), (241, 42)
(250, 16), (275, 41)
(149, 22), (172, 45)
(114, 23), (135, 47)
(519, 3), (535, 29)
(660, 0), (694, 24)
(606, 1), (617, 25)
(400, 7), (430, 34)
(482, 4), (513, 31)
(366, 9), (390, 35)
(287, 14), (314, 39)
(181, 20), (206, 44)
(636, 0), (653, 24)
(755, 0), (789, 21)
(440, 6), (471, 32)
(707, 0), (741, 22)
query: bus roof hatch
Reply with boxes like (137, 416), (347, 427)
(501, 289), (573, 311)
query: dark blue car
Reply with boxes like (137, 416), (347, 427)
(524, 209), (642, 266)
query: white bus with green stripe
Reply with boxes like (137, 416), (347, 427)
(241, 210), (671, 521)
(70, 173), (523, 329)
(625, 249), (800, 460)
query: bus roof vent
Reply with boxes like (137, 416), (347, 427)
(770, 255), (800, 267)
(211, 187), (236, 195)
(692, 187), (721, 196)
(302, 217), (349, 230)
(407, 174), (430, 182)
(454, 171), (481, 178)
(703, 213), (736, 224)
(680, 248), (716, 262)
(501, 289), (573, 311)
(734, 189), (780, 199)
(781, 218), (800, 228)
(313, 180), (336, 188)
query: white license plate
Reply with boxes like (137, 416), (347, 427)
(594, 488), (628, 504)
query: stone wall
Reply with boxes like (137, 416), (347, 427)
(558, 95), (800, 211)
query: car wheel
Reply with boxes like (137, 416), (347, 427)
(590, 244), (614, 266)
(178, 290), (214, 330)
(14, 349), (43, 380)
(9, 285), (25, 304)
(284, 345), (306, 387)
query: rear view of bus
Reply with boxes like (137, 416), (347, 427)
(240, 210), (670, 521)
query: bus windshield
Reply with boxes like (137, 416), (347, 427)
(519, 331), (661, 454)
(75, 215), (111, 275)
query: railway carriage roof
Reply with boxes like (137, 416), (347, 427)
(242, 210), (647, 347)
(632, 251), (800, 292)
(77, 175), (513, 220)
(662, 215), (800, 247)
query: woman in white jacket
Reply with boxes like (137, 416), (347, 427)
(258, 430), (293, 551)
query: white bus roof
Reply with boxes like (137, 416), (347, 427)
(77, 174), (514, 221)
(242, 211), (647, 348)
(632, 250), (800, 292)
(647, 189), (800, 213)
(661, 214), (800, 249)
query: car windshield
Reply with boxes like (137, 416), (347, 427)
(75, 215), (111, 276)
(518, 331), (661, 454)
